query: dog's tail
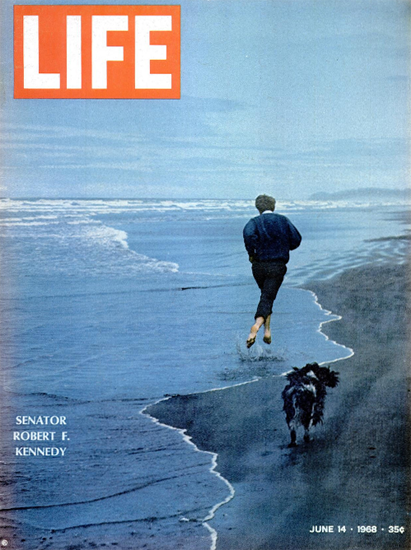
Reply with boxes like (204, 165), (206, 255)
(325, 368), (339, 388)
(312, 364), (340, 388)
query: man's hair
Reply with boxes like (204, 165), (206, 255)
(255, 194), (276, 213)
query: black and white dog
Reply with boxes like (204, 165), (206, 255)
(282, 362), (339, 447)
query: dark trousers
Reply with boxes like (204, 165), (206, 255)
(252, 260), (287, 320)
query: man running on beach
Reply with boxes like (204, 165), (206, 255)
(243, 194), (302, 348)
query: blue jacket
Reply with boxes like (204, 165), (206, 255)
(243, 212), (301, 263)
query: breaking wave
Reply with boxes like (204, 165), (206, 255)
(2, 196), (410, 220)
(0, 212), (178, 277)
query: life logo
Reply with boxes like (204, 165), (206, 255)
(14, 5), (181, 98)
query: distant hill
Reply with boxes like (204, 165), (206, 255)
(309, 187), (410, 201)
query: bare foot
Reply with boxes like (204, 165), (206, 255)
(263, 334), (271, 344)
(246, 328), (258, 348)
(246, 317), (264, 349)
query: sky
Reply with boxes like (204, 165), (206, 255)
(0, 0), (409, 199)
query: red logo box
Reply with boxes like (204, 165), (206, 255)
(14, 5), (180, 99)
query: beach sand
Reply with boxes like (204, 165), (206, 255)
(148, 262), (410, 550)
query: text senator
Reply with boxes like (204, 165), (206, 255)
(15, 416), (67, 425)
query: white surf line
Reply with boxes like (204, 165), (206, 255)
(140, 379), (262, 550)
(139, 290), (353, 549)
(304, 288), (355, 366)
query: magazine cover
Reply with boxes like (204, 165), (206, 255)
(0, 1), (409, 549)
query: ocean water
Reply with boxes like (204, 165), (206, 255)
(0, 198), (409, 548)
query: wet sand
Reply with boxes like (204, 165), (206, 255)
(148, 262), (410, 550)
